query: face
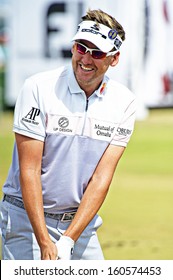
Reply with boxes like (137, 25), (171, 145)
(71, 40), (119, 96)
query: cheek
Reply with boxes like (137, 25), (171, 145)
(71, 56), (76, 71)
(95, 60), (109, 72)
(72, 51), (82, 63)
(72, 53), (81, 71)
(72, 52), (78, 64)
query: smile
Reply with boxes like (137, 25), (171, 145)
(79, 63), (94, 72)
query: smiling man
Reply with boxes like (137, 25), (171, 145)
(1, 9), (136, 260)
(72, 39), (119, 97)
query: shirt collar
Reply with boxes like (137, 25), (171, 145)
(68, 64), (108, 98)
(95, 77), (108, 98)
(68, 65), (83, 94)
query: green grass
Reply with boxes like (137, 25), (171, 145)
(98, 109), (173, 259)
(0, 109), (173, 260)
(0, 111), (14, 194)
(0, 111), (15, 260)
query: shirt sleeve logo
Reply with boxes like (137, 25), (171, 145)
(117, 127), (132, 136)
(21, 107), (40, 125)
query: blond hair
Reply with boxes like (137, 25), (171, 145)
(81, 9), (125, 41)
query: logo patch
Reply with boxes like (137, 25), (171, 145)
(108, 29), (118, 40)
(100, 83), (106, 95)
(91, 23), (100, 31)
(81, 28), (107, 39)
(58, 117), (69, 128)
(94, 123), (115, 138)
(21, 107), (40, 125)
(53, 116), (72, 133)
(114, 38), (122, 50)
(117, 127), (132, 136)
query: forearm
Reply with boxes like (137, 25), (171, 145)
(64, 174), (110, 241)
(15, 133), (57, 259)
(64, 145), (125, 242)
(20, 170), (49, 246)
(20, 170), (57, 259)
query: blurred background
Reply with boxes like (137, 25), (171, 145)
(0, 0), (173, 259)
(0, 0), (173, 113)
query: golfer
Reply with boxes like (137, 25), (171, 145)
(1, 9), (136, 260)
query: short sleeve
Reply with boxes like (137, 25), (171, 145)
(13, 78), (46, 141)
(111, 98), (136, 147)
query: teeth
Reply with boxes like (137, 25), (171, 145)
(80, 64), (93, 71)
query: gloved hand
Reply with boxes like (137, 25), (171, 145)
(56, 236), (75, 260)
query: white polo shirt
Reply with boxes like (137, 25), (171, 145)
(3, 65), (136, 213)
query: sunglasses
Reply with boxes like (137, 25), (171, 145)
(75, 42), (117, 59)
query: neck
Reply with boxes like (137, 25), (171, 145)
(79, 80), (103, 98)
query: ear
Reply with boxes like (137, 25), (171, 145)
(71, 44), (75, 54)
(110, 52), (120, 67)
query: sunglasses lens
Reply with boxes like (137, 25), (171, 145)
(76, 43), (86, 55)
(92, 51), (106, 59)
(76, 43), (106, 59)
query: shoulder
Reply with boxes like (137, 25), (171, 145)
(102, 77), (136, 115)
(26, 65), (69, 87)
(18, 66), (70, 105)
(107, 78), (135, 100)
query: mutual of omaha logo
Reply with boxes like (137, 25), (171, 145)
(94, 123), (115, 138)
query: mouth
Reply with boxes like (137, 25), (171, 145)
(79, 63), (94, 72)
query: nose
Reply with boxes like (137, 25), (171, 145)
(81, 51), (93, 63)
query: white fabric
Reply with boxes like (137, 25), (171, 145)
(72, 20), (122, 52)
(1, 200), (104, 260)
(3, 65), (136, 213)
(56, 236), (74, 260)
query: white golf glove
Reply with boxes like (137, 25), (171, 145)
(56, 236), (74, 260)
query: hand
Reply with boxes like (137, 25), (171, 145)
(56, 236), (74, 260)
(40, 240), (58, 260)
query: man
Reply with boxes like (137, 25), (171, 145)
(1, 9), (136, 260)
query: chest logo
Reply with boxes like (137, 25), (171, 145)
(58, 117), (69, 128)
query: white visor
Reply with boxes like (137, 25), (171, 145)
(72, 20), (122, 53)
